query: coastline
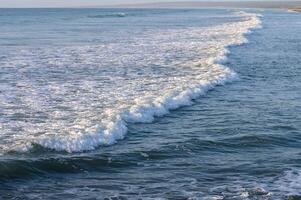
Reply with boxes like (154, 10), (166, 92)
(2, 1), (300, 10)
(109, 1), (301, 9)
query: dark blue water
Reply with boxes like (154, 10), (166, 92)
(0, 9), (301, 200)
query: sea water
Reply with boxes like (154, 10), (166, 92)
(0, 8), (301, 200)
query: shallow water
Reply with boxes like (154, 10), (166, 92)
(0, 8), (301, 200)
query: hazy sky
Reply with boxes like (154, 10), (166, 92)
(0, 0), (285, 8)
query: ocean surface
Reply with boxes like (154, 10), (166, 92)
(0, 8), (301, 200)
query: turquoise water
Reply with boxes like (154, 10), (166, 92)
(0, 8), (301, 200)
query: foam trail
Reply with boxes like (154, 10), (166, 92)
(8, 12), (262, 153)
(25, 68), (237, 153)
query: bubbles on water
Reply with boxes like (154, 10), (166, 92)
(0, 12), (261, 153)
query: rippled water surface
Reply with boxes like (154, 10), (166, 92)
(0, 8), (301, 200)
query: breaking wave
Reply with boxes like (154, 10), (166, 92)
(1, 12), (262, 153)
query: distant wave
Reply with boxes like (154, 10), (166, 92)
(4, 12), (262, 153)
(87, 13), (128, 18)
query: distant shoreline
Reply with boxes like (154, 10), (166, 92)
(109, 1), (301, 10)
(0, 1), (301, 10)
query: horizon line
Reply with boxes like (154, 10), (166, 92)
(0, 1), (300, 9)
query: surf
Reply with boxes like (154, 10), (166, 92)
(1, 11), (262, 153)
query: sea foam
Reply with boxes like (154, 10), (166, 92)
(3, 12), (262, 153)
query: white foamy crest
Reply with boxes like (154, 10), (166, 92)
(1, 11), (262, 153)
